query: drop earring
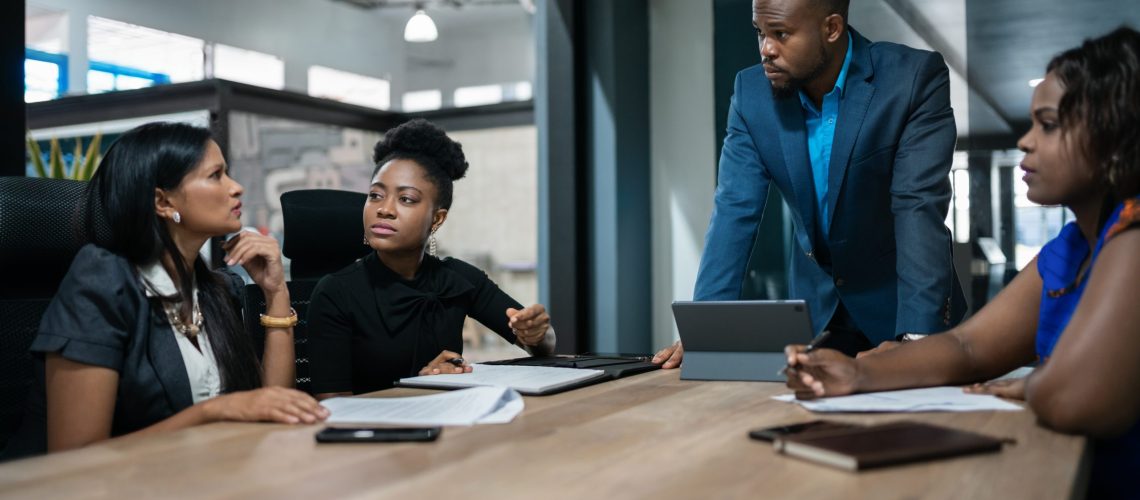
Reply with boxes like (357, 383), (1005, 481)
(363, 235), (368, 245)
(172, 211), (182, 224)
(428, 228), (438, 256)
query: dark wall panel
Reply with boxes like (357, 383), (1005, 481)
(2, 1), (25, 176)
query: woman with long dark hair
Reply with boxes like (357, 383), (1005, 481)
(307, 119), (555, 398)
(7, 122), (327, 456)
(783, 28), (1140, 497)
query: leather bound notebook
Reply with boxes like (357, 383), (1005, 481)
(773, 421), (1004, 471)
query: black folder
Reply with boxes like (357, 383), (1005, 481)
(481, 354), (660, 391)
(773, 421), (1006, 471)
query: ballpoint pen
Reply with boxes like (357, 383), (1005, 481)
(776, 330), (832, 376)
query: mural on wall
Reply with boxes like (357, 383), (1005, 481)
(228, 111), (381, 240)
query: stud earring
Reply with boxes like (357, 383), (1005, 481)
(428, 228), (438, 256)
(173, 211), (182, 224)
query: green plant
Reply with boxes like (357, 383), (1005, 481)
(26, 132), (103, 180)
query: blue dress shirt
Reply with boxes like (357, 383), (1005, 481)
(799, 32), (853, 238)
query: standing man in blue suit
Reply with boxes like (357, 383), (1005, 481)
(654, 0), (966, 366)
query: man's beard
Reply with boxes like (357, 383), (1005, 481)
(769, 44), (830, 99)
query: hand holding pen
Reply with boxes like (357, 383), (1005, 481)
(781, 331), (862, 399)
(777, 330), (832, 376)
(419, 350), (472, 376)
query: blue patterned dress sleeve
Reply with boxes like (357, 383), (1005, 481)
(1033, 196), (1140, 497)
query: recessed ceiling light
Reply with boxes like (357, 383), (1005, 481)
(1028, 78), (1044, 87)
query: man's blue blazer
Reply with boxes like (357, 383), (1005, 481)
(694, 28), (967, 345)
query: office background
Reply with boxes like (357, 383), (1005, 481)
(4, 0), (1139, 360)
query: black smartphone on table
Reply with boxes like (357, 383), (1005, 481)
(748, 420), (861, 442)
(315, 426), (442, 443)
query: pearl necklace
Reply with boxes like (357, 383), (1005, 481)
(163, 299), (203, 338)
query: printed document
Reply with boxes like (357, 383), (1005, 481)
(321, 386), (524, 426)
(773, 386), (1023, 412)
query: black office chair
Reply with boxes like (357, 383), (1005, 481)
(280, 189), (370, 281)
(0, 177), (106, 451)
(241, 189), (367, 394)
(241, 280), (319, 393)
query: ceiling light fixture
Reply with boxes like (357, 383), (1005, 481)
(404, 9), (438, 43)
(1028, 78), (1044, 87)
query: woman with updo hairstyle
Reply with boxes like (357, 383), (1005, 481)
(307, 119), (556, 397)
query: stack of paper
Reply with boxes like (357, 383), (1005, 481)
(398, 363), (607, 395)
(321, 386), (524, 426)
(773, 386), (1024, 413)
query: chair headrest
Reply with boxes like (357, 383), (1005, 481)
(281, 189), (371, 280)
(0, 177), (110, 298)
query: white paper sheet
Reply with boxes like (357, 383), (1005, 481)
(397, 364), (606, 394)
(993, 366), (1034, 381)
(321, 386), (524, 426)
(773, 386), (1023, 413)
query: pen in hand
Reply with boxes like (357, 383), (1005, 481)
(777, 330), (832, 377)
(446, 357), (466, 367)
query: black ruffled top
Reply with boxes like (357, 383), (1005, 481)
(307, 252), (522, 394)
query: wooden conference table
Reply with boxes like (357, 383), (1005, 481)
(0, 370), (1088, 499)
